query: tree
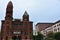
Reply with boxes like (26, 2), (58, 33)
(36, 32), (43, 40)
(46, 32), (55, 40)
(47, 32), (54, 38)
(31, 32), (43, 40)
(54, 32), (60, 40)
(46, 38), (55, 40)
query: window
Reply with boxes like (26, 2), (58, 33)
(12, 23), (22, 27)
(59, 24), (60, 25)
(6, 21), (10, 25)
(24, 22), (28, 31)
(24, 32), (28, 35)
(58, 28), (59, 30)
(54, 29), (57, 32)
(6, 26), (10, 35)
(54, 26), (56, 28)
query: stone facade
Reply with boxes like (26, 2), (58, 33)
(1, 1), (33, 40)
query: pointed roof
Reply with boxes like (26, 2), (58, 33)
(23, 11), (29, 16)
(7, 1), (13, 7)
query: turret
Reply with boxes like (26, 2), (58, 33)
(23, 11), (29, 21)
(5, 1), (13, 20)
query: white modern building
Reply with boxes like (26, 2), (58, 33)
(40, 20), (60, 36)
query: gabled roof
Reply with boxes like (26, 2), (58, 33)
(23, 11), (29, 16)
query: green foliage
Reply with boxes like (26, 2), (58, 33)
(54, 32), (60, 40)
(31, 32), (43, 40)
(46, 32), (60, 40)
(31, 32), (60, 40)
(47, 32), (54, 38)
(46, 38), (55, 40)
(37, 32), (43, 40)
(46, 32), (56, 40)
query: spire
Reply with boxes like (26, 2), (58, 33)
(7, 1), (13, 8)
(8, 1), (13, 5)
(5, 1), (13, 20)
(23, 11), (29, 21)
(23, 11), (29, 16)
(6, 1), (13, 13)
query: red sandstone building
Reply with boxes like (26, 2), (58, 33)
(36, 23), (54, 32)
(1, 1), (33, 40)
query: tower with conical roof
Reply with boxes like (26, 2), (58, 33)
(5, 1), (13, 20)
(1, 1), (33, 40)
(23, 11), (29, 21)
(1, 1), (13, 40)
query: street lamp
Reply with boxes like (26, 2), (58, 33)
(16, 35), (19, 40)
(34, 30), (38, 40)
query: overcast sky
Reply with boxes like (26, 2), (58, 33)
(0, 0), (60, 30)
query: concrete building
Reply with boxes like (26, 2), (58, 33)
(36, 20), (60, 36)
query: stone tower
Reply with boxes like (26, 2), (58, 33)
(1, 1), (33, 40)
